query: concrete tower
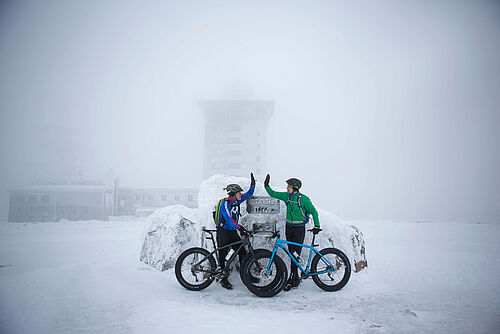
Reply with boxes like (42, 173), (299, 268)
(201, 94), (274, 179)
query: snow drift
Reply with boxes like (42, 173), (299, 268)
(140, 174), (367, 272)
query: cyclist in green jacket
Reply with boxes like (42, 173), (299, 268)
(264, 174), (320, 291)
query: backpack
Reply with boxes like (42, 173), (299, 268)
(212, 198), (241, 227)
(286, 194), (310, 223)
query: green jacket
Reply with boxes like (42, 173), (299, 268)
(265, 186), (320, 227)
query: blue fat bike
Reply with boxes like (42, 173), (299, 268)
(242, 228), (351, 297)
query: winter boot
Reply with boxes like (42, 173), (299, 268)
(291, 275), (301, 289)
(283, 273), (297, 292)
(220, 277), (233, 290)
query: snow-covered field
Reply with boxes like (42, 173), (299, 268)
(0, 219), (499, 334)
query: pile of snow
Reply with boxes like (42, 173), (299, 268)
(140, 174), (367, 272)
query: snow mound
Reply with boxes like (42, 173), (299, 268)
(140, 174), (367, 272)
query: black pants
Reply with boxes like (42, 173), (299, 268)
(285, 224), (306, 278)
(216, 226), (247, 270)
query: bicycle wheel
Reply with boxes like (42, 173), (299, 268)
(242, 252), (288, 298)
(175, 247), (217, 291)
(239, 249), (271, 286)
(311, 248), (351, 291)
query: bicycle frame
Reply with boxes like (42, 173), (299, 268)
(192, 230), (252, 274)
(266, 233), (335, 277)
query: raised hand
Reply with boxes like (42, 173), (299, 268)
(264, 174), (270, 187)
(250, 172), (256, 186)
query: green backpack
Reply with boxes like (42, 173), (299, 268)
(212, 198), (227, 227)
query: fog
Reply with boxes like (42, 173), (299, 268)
(1, 0), (499, 222)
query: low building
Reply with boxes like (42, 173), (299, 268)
(8, 184), (199, 222)
(116, 187), (198, 217)
(8, 184), (111, 222)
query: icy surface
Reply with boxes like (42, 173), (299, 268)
(140, 174), (367, 271)
(1, 220), (499, 333)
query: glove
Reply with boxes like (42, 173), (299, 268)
(312, 226), (321, 235)
(239, 225), (248, 235)
(250, 172), (256, 186)
(264, 174), (270, 187)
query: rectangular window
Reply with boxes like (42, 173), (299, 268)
(136, 194), (141, 201)
(175, 194), (180, 201)
(148, 195), (154, 201)
(41, 195), (50, 203)
(228, 150), (241, 156)
(227, 137), (241, 144)
(161, 195), (167, 201)
(229, 124), (242, 131)
(188, 194), (194, 202)
(227, 162), (241, 169)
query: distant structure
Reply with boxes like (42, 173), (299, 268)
(8, 181), (197, 222)
(116, 186), (198, 217)
(201, 98), (274, 179)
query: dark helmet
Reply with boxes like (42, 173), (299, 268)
(286, 178), (302, 190)
(224, 184), (243, 195)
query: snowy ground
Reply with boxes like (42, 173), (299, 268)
(1, 220), (499, 334)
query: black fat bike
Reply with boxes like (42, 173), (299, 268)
(175, 228), (287, 291)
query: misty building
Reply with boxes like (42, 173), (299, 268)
(201, 99), (274, 179)
(8, 184), (111, 222)
(116, 187), (198, 217)
(8, 184), (198, 222)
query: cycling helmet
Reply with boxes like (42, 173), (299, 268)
(286, 178), (302, 190)
(224, 184), (243, 195)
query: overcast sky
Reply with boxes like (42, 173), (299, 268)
(1, 0), (499, 222)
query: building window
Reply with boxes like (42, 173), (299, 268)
(227, 162), (241, 169)
(211, 162), (217, 169)
(148, 195), (154, 201)
(175, 194), (180, 201)
(227, 137), (241, 144)
(136, 194), (141, 201)
(41, 216), (48, 222)
(28, 216), (35, 222)
(29, 195), (36, 203)
(188, 194), (194, 202)
(84, 209), (88, 216)
(161, 195), (167, 201)
(16, 194), (25, 203)
(41, 195), (50, 203)
(228, 150), (241, 156)
(230, 124), (242, 131)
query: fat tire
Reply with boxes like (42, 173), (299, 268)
(239, 249), (271, 286)
(311, 247), (351, 291)
(175, 247), (216, 291)
(242, 252), (288, 297)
